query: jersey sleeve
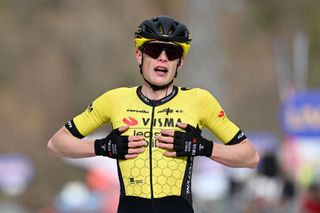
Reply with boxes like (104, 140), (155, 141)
(65, 91), (113, 138)
(198, 90), (247, 145)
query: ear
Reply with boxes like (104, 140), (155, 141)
(135, 49), (142, 65)
(177, 57), (184, 68)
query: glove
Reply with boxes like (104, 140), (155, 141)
(173, 124), (213, 157)
(94, 128), (129, 159)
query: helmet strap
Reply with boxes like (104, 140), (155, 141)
(174, 58), (181, 78)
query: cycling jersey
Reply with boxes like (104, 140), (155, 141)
(65, 86), (246, 213)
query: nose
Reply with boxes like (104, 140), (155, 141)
(158, 50), (168, 62)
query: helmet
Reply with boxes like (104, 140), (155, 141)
(134, 16), (192, 56)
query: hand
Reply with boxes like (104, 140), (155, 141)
(94, 126), (146, 159)
(156, 122), (213, 157)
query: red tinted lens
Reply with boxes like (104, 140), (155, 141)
(143, 43), (182, 61)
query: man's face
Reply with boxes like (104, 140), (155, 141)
(135, 41), (184, 87)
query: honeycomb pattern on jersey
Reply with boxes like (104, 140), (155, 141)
(125, 147), (187, 198)
(125, 158), (150, 197)
(152, 148), (187, 198)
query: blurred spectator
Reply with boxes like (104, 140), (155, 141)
(54, 181), (100, 213)
(85, 168), (119, 213)
(52, 167), (120, 213)
(235, 152), (298, 213)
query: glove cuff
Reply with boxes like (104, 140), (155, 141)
(94, 138), (107, 156)
(202, 139), (214, 157)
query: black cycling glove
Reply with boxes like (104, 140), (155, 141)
(173, 124), (213, 157)
(94, 128), (129, 159)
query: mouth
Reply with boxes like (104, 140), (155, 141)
(154, 66), (168, 73)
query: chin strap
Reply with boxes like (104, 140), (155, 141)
(139, 53), (180, 91)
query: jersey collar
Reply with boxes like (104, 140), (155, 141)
(136, 86), (178, 107)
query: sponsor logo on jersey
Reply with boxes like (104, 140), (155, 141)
(142, 117), (182, 127)
(133, 130), (161, 147)
(123, 116), (182, 127)
(122, 117), (138, 126)
(123, 117), (182, 147)
(157, 107), (183, 115)
(133, 130), (161, 138)
(129, 177), (143, 184)
(185, 158), (193, 195)
(158, 107), (174, 115)
(126, 109), (149, 113)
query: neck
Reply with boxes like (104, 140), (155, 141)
(141, 82), (174, 100)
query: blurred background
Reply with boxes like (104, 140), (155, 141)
(1, 0), (320, 212)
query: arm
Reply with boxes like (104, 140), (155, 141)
(47, 126), (95, 158)
(48, 90), (146, 159)
(156, 122), (260, 169)
(47, 126), (146, 159)
(210, 138), (260, 168)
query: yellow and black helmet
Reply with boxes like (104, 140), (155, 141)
(134, 16), (192, 56)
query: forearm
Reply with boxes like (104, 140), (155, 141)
(210, 139), (260, 168)
(47, 127), (95, 158)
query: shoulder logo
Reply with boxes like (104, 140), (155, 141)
(237, 131), (245, 140)
(218, 110), (225, 118)
(67, 121), (72, 128)
(88, 103), (93, 112)
(123, 117), (138, 126)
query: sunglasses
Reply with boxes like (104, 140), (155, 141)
(142, 42), (183, 61)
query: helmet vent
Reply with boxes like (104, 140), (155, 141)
(157, 25), (164, 35)
(145, 26), (154, 34)
(167, 27), (174, 36)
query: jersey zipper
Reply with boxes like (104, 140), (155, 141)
(149, 105), (155, 201)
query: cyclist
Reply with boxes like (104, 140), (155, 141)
(48, 16), (260, 213)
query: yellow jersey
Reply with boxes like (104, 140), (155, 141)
(65, 86), (246, 212)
